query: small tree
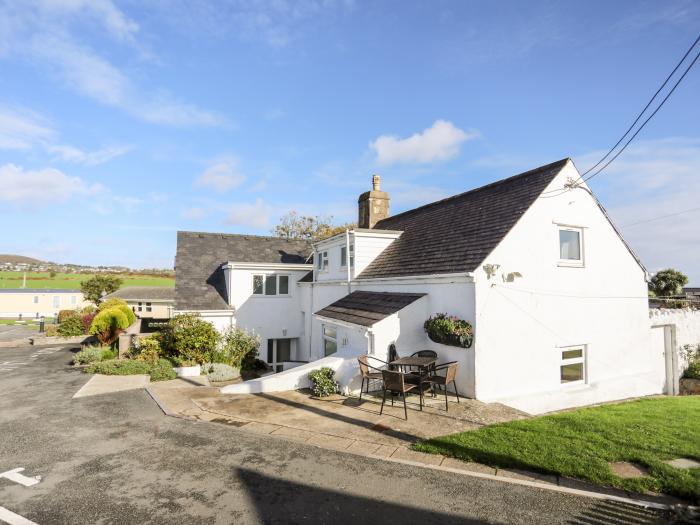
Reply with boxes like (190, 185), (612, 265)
(97, 298), (136, 326)
(89, 307), (130, 345)
(649, 268), (688, 297)
(81, 275), (123, 305)
(272, 211), (355, 241)
(214, 326), (260, 369)
(160, 313), (220, 366)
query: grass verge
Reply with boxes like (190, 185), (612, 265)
(413, 397), (700, 502)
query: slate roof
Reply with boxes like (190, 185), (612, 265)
(314, 291), (426, 327)
(175, 231), (313, 311)
(358, 159), (569, 279)
(104, 286), (174, 302)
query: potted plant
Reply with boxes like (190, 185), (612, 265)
(423, 313), (473, 349)
(171, 356), (201, 378)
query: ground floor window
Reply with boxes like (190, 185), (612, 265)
(560, 345), (586, 384)
(267, 338), (293, 373)
(53, 296), (60, 308)
(137, 302), (143, 312)
(146, 302), (152, 312)
(323, 325), (337, 356)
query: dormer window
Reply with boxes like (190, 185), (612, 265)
(253, 274), (290, 296)
(340, 244), (354, 268)
(317, 251), (328, 271)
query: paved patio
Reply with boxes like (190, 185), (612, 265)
(149, 378), (528, 450)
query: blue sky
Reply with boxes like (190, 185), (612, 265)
(0, 0), (699, 283)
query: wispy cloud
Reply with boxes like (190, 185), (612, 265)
(0, 163), (103, 204)
(48, 143), (132, 166)
(578, 137), (700, 284)
(370, 120), (479, 165)
(0, 1), (227, 127)
(0, 106), (54, 150)
(226, 198), (273, 229)
(195, 159), (246, 193)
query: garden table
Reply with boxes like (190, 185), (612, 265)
(389, 356), (437, 407)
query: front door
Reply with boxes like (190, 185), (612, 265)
(267, 338), (292, 373)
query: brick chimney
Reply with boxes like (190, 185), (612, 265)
(358, 174), (390, 229)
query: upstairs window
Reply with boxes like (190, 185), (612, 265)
(340, 244), (355, 268)
(558, 226), (583, 266)
(560, 346), (586, 384)
(317, 251), (329, 271)
(253, 274), (291, 296)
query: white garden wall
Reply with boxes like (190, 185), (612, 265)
(650, 308), (700, 375)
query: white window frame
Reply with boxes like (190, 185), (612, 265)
(137, 302), (143, 312)
(70, 295), (77, 305)
(317, 251), (329, 272)
(53, 296), (60, 308)
(252, 274), (292, 297)
(145, 302), (152, 312)
(322, 324), (337, 356)
(559, 345), (586, 385)
(340, 244), (355, 268)
(557, 225), (584, 267)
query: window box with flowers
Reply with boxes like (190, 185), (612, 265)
(423, 313), (473, 349)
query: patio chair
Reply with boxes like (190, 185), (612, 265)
(406, 349), (438, 380)
(357, 355), (389, 402)
(427, 361), (461, 412)
(380, 370), (420, 420)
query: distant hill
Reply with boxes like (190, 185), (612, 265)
(0, 254), (47, 265)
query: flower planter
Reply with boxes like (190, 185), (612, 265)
(426, 332), (473, 349)
(680, 378), (700, 395)
(173, 364), (201, 378)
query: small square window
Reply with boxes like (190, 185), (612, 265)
(322, 325), (337, 356)
(559, 227), (583, 264)
(265, 275), (277, 295)
(253, 275), (263, 294)
(278, 275), (289, 295)
(560, 346), (585, 384)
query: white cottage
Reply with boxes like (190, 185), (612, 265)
(175, 158), (665, 414)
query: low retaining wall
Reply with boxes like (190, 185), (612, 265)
(29, 335), (96, 347)
(220, 348), (363, 395)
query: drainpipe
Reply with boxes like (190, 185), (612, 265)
(345, 229), (352, 296)
(308, 280), (314, 362)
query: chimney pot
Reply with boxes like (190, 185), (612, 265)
(372, 174), (380, 191)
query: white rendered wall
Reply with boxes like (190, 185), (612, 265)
(473, 161), (657, 414)
(650, 308), (700, 376)
(0, 291), (89, 318)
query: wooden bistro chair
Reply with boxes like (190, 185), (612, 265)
(357, 355), (388, 402)
(427, 361), (461, 412)
(380, 370), (420, 420)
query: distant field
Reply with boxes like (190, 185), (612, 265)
(0, 271), (175, 290)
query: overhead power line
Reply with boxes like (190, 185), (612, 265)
(621, 205), (700, 228)
(541, 32), (700, 197)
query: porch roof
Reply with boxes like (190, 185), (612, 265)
(314, 290), (426, 327)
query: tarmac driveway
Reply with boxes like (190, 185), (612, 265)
(0, 344), (676, 524)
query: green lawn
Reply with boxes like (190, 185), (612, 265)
(414, 397), (700, 502)
(0, 271), (174, 289)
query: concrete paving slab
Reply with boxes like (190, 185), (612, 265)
(390, 446), (445, 466)
(73, 374), (150, 398)
(345, 440), (382, 456)
(241, 422), (282, 435)
(306, 434), (353, 451)
(441, 458), (497, 476)
(372, 444), (399, 458)
(665, 458), (700, 469)
(270, 426), (315, 443)
(497, 468), (558, 485)
(609, 461), (649, 479)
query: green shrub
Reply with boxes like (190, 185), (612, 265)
(160, 313), (219, 365)
(73, 345), (115, 365)
(57, 315), (86, 337)
(681, 343), (700, 379)
(89, 307), (130, 345)
(132, 334), (162, 364)
(58, 309), (79, 324)
(214, 327), (260, 369)
(203, 363), (240, 382)
(308, 367), (337, 397)
(97, 298), (136, 326)
(86, 358), (176, 382)
(45, 325), (58, 337)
